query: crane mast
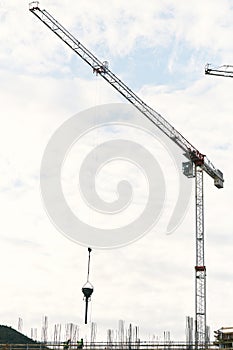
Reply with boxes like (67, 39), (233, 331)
(205, 64), (233, 78)
(29, 2), (224, 348)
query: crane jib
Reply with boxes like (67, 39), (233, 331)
(29, 2), (224, 189)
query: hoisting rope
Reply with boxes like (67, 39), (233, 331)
(87, 247), (92, 282)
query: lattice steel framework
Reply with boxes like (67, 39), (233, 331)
(205, 64), (233, 78)
(28, 2), (224, 186)
(29, 3), (224, 348)
(195, 166), (206, 348)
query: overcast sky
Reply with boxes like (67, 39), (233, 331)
(0, 0), (233, 343)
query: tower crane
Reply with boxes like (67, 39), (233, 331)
(205, 64), (233, 78)
(29, 2), (224, 348)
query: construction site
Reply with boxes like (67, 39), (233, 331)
(0, 1), (232, 349)
(1, 321), (233, 350)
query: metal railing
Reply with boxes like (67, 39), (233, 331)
(0, 342), (220, 350)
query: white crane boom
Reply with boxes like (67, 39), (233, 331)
(205, 64), (233, 78)
(29, 1), (223, 188)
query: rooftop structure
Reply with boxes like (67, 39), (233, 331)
(214, 327), (233, 348)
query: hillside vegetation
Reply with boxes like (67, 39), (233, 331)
(0, 325), (35, 344)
